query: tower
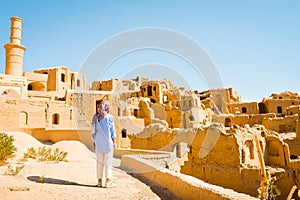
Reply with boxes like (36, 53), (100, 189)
(4, 16), (26, 76)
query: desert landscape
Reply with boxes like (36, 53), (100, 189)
(1, 5), (300, 199)
(0, 132), (177, 200)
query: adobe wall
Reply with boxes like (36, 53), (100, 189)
(187, 128), (298, 198)
(0, 88), (120, 147)
(0, 98), (46, 130)
(129, 124), (177, 150)
(183, 107), (208, 128)
(271, 91), (299, 100)
(138, 100), (153, 126)
(34, 66), (70, 92)
(91, 81), (101, 90)
(181, 127), (286, 197)
(228, 102), (259, 114)
(262, 99), (299, 114)
(100, 78), (119, 91)
(223, 113), (275, 127)
(140, 82), (164, 103)
(70, 72), (87, 90)
(67, 91), (110, 127)
(34, 68), (58, 91)
(0, 74), (27, 99)
(166, 107), (182, 128)
(262, 115), (298, 133)
(120, 154), (258, 200)
(130, 123), (297, 198)
(297, 121), (300, 144)
(118, 116), (144, 133)
(46, 101), (73, 129)
(287, 105), (300, 116)
(23, 71), (48, 92)
(151, 103), (166, 120)
(199, 88), (241, 114)
(179, 128), (260, 196)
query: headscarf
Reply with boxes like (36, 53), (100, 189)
(91, 100), (111, 135)
(97, 100), (110, 120)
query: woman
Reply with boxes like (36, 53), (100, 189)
(91, 100), (116, 188)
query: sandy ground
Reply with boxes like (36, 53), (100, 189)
(0, 132), (178, 200)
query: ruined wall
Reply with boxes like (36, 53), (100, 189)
(131, 124), (259, 194)
(166, 106), (182, 128)
(182, 107), (208, 128)
(264, 136), (287, 166)
(223, 113), (276, 127)
(46, 101), (73, 129)
(70, 72), (87, 90)
(198, 88), (241, 114)
(91, 81), (100, 90)
(67, 91), (111, 127)
(287, 105), (300, 116)
(0, 74), (27, 99)
(100, 78), (119, 91)
(296, 121), (300, 144)
(0, 98), (46, 131)
(262, 115), (298, 133)
(179, 128), (252, 195)
(262, 99), (299, 114)
(138, 100), (153, 126)
(271, 91), (299, 100)
(34, 68), (57, 91)
(140, 82), (162, 103)
(34, 66), (70, 92)
(120, 154), (258, 200)
(130, 122), (297, 198)
(23, 71), (47, 92)
(180, 127), (266, 197)
(118, 116), (144, 134)
(129, 124), (177, 150)
(151, 103), (166, 121)
(228, 102), (259, 114)
(56, 67), (69, 91)
(122, 79), (141, 91)
(31, 129), (81, 142)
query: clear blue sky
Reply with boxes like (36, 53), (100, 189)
(0, 0), (299, 101)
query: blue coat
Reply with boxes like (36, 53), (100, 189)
(91, 114), (116, 154)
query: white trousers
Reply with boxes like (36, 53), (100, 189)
(96, 151), (113, 179)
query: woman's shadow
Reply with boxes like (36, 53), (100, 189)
(27, 176), (97, 188)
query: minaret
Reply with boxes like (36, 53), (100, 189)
(4, 16), (26, 76)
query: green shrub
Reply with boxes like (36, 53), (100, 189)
(268, 177), (281, 200)
(0, 132), (17, 165)
(22, 146), (68, 162)
(4, 164), (24, 176)
(20, 147), (36, 161)
(258, 172), (281, 200)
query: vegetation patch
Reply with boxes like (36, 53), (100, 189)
(0, 132), (17, 165)
(4, 164), (24, 176)
(22, 146), (68, 162)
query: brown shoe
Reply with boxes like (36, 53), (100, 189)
(97, 179), (103, 188)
